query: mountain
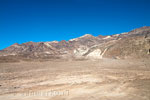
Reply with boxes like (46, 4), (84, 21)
(0, 26), (150, 62)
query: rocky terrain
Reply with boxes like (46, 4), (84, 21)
(0, 26), (150, 62)
(0, 59), (150, 100)
(0, 26), (150, 100)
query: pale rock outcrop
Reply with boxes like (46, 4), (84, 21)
(87, 49), (102, 59)
(74, 46), (89, 57)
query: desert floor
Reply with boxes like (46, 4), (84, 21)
(0, 58), (150, 100)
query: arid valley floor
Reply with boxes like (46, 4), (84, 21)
(0, 59), (150, 100)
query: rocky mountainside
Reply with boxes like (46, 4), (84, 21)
(0, 26), (150, 61)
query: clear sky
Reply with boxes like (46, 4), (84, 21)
(0, 0), (150, 50)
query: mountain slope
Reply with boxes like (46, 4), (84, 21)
(0, 26), (150, 61)
(85, 26), (150, 59)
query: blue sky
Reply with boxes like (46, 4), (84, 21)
(0, 0), (150, 50)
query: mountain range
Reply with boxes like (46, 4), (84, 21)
(0, 26), (150, 62)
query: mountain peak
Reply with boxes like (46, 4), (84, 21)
(12, 43), (19, 46)
(80, 34), (93, 38)
(69, 34), (94, 42)
(59, 40), (68, 44)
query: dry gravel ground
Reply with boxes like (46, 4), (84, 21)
(0, 58), (150, 100)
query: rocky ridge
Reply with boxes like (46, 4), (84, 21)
(0, 26), (150, 61)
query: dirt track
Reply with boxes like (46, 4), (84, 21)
(0, 58), (150, 100)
